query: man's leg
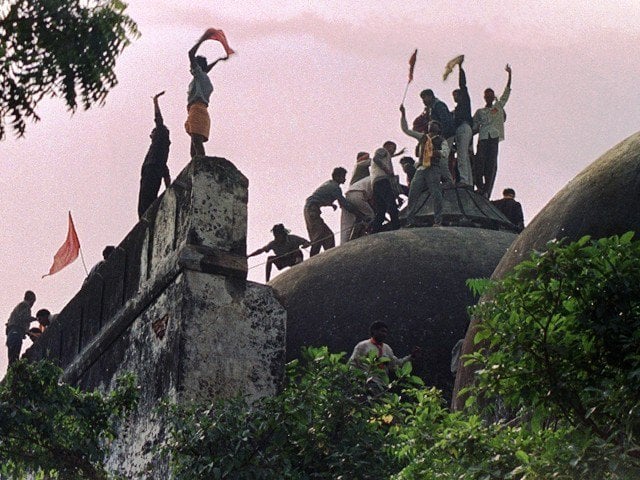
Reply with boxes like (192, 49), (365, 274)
(265, 257), (275, 282)
(190, 134), (206, 157)
(474, 139), (488, 194)
(405, 169), (428, 226)
(340, 206), (355, 245)
(455, 123), (473, 185)
(137, 168), (162, 218)
(425, 165), (444, 225)
(6, 332), (22, 366)
(483, 138), (500, 199)
(372, 181), (387, 233)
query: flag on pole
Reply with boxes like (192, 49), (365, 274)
(43, 212), (80, 277)
(408, 49), (418, 83)
(202, 28), (235, 56)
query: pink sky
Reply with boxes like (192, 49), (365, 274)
(2, 1), (640, 375)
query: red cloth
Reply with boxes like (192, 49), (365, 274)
(408, 49), (417, 83)
(45, 212), (80, 276)
(202, 28), (235, 56)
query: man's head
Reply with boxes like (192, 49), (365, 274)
(503, 188), (516, 199)
(427, 120), (442, 135)
(36, 309), (51, 328)
(383, 141), (397, 156)
(420, 89), (435, 108)
(271, 223), (289, 239)
(103, 246), (115, 260)
(195, 55), (208, 70)
(332, 167), (347, 184)
(399, 156), (415, 167)
(370, 321), (389, 343)
(452, 88), (461, 104)
(357, 151), (370, 162)
(24, 290), (36, 307)
(484, 88), (496, 105)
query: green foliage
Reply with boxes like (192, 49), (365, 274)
(466, 232), (640, 475)
(0, 0), (139, 139)
(164, 347), (424, 479)
(0, 360), (138, 479)
(162, 233), (640, 479)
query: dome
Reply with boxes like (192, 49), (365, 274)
(453, 131), (640, 409)
(270, 226), (517, 398)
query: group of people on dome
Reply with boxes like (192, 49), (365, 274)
(249, 57), (524, 282)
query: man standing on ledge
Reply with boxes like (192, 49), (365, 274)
(138, 91), (171, 218)
(5, 291), (36, 367)
(304, 167), (358, 256)
(185, 32), (230, 158)
(473, 64), (512, 199)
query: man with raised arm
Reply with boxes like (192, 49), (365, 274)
(185, 33), (229, 157)
(451, 58), (473, 187)
(472, 64), (512, 198)
(400, 105), (452, 227)
(138, 91), (171, 218)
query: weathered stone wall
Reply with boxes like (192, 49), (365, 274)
(24, 157), (286, 478)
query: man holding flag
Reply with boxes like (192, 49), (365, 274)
(185, 28), (234, 158)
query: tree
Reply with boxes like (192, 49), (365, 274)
(0, 0), (139, 140)
(0, 360), (137, 479)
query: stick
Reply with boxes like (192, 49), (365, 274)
(401, 81), (410, 105)
(79, 247), (89, 276)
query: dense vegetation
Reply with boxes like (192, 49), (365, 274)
(2, 233), (638, 478)
(165, 233), (640, 479)
(0, 361), (137, 479)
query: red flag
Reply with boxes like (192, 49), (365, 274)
(408, 49), (417, 83)
(202, 28), (235, 56)
(44, 212), (80, 277)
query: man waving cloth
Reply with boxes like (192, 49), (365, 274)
(185, 28), (234, 158)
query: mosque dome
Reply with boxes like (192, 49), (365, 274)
(270, 224), (517, 399)
(452, 131), (640, 409)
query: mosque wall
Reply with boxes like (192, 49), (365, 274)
(24, 156), (287, 478)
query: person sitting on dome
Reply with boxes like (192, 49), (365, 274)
(248, 224), (310, 281)
(350, 321), (420, 394)
(491, 188), (524, 232)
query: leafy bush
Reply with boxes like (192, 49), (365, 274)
(0, 360), (137, 479)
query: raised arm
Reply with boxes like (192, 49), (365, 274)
(497, 64), (512, 107)
(206, 55), (229, 73)
(458, 63), (467, 90)
(152, 91), (165, 126)
(399, 105), (424, 141)
(188, 38), (205, 64)
(505, 63), (512, 89)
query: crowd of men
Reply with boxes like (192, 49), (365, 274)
(249, 57), (524, 281)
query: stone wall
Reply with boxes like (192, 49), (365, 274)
(24, 157), (286, 478)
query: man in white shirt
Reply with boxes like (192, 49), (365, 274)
(350, 321), (420, 392)
(472, 64), (512, 199)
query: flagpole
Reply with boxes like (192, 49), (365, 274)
(79, 247), (89, 276)
(401, 82), (410, 105)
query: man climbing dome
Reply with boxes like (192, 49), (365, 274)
(247, 224), (310, 281)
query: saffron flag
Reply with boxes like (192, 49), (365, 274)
(44, 212), (80, 277)
(408, 49), (418, 83)
(202, 28), (235, 56)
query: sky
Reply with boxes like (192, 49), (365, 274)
(1, 0), (640, 375)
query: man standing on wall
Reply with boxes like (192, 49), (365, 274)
(138, 91), (171, 218)
(472, 64), (512, 199)
(5, 291), (36, 366)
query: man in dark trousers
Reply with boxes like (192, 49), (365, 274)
(247, 224), (310, 281)
(492, 188), (524, 232)
(304, 167), (358, 256)
(138, 91), (171, 218)
(451, 57), (473, 187)
(5, 290), (36, 366)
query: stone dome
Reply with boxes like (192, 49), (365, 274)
(452, 131), (640, 409)
(270, 226), (517, 399)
